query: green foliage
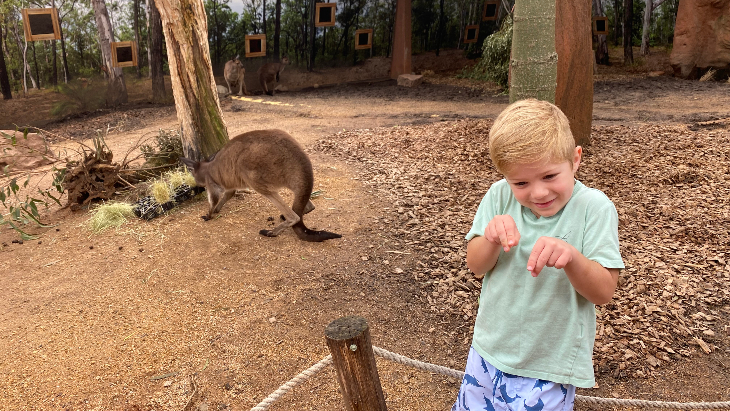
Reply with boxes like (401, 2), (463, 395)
(462, 16), (512, 89)
(50, 78), (107, 117)
(0, 130), (66, 240)
(139, 129), (184, 167)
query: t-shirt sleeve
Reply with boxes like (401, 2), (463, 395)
(582, 196), (625, 270)
(465, 183), (501, 241)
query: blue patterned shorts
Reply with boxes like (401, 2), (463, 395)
(452, 347), (576, 411)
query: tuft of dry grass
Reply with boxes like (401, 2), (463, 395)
(699, 68), (716, 82)
(88, 202), (136, 233)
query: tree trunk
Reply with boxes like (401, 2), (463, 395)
(10, 19), (38, 93)
(613, 0), (620, 45)
(593, 0), (609, 64)
(0, 23), (12, 99)
(509, 0), (557, 103)
(134, 0), (142, 77)
(31, 41), (41, 89)
(435, 0), (445, 56)
(274, 0), (281, 60)
(640, 0), (651, 55)
(148, 0), (166, 102)
(59, 17), (71, 82)
(52, 40), (58, 86)
(309, 0), (316, 70)
(92, 0), (128, 106)
(154, 0), (229, 161)
(623, 0), (633, 64)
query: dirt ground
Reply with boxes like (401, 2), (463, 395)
(1, 47), (729, 411)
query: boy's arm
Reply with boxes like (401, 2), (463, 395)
(563, 253), (619, 305)
(466, 236), (503, 276)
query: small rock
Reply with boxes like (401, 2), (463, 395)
(163, 380), (172, 387)
(269, 317), (276, 323)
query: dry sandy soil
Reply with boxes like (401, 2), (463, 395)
(1, 48), (729, 411)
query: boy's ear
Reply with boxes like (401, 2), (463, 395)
(572, 146), (582, 172)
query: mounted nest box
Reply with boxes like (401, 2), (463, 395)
(354, 29), (373, 50)
(245, 34), (266, 58)
(111, 41), (138, 68)
(593, 17), (609, 35)
(463, 25), (479, 43)
(22, 8), (61, 41)
(315, 3), (336, 27)
(482, 1), (499, 21)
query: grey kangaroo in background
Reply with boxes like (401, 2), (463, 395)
(257, 56), (289, 96)
(180, 129), (342, 242)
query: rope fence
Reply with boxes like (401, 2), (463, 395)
(249, 345), (730, 411)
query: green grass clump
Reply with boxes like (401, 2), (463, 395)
(89, 202), (136, 233)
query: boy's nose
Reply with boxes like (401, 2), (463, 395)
(532, 184), (549, 200)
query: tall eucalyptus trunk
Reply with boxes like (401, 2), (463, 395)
(154, 0), (229, 160)
(593, 0), (609, 64)
(147, 0), (166, 102)
(623, 0), (633, 64)
(509, 0), (557, 103)
(92, 0), (128, 106)
(0, 23), (12, 99)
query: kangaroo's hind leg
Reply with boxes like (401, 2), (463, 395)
(280, 199), (314, 221)
(259, 192), (300, 237)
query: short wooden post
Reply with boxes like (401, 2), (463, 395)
(325, 316), (388, 411)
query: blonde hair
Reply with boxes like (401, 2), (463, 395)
(489, 99), (575, 173)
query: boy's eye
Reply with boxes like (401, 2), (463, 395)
(514, 182), (527, 187)
(543, 174), (557, 180)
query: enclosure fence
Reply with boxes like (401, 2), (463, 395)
(250, 316), (730, 411)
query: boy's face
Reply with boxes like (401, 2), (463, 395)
(503, 147), (582, 218)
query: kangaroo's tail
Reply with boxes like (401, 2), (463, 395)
(292, 221), (342, 242)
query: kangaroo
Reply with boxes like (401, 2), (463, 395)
(257, 56), (289, 96)
(179, 129), (342, 242)
(224, 55), (248, 96)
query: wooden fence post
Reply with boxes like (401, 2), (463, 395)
(325, 316), (388, 411)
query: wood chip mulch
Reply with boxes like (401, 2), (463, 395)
(313, 119), (730, 380)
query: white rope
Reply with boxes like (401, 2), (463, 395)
(249, 354), (333, 411)
(249, 346), (730, 410)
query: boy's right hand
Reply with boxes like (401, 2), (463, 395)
(485, 215), (521, 252)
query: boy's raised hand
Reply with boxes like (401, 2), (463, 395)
(485, 215), (521, 252)
(527, 236), (576, 277)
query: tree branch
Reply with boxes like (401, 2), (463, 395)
(651, 0), (668, 11)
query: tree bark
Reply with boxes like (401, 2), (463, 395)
(52, 40), (58, 86)
(309, 0), (316, 70)
(274, 0), (281, 60)
(613, 0), (620, 45)
(134, 0), (142, 77)
(593, 0), (609, 65)
(640, 0), (666, 55)
(0, 23), (12, 99)
(435, 0), (445, 56)
(92, 0), (128, 106)
(10, 17), (38, 93)
(147, 0), (166, 102)
(59, 17), (71, 82)
(623, 0), (633, 64)
(509, 0), (557, 103)
(154, 0), (229, 160)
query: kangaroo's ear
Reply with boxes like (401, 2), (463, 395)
(179, 157), (197, 171)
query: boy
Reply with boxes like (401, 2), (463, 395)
(452, 99), (624, 411)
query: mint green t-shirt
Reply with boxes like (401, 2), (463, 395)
(465, 179), (624, 388)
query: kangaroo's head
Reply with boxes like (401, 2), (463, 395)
(280, 56), (290, 66)
(180, 157), (211, 187)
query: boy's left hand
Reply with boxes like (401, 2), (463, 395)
(527, 237), (576, 277)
